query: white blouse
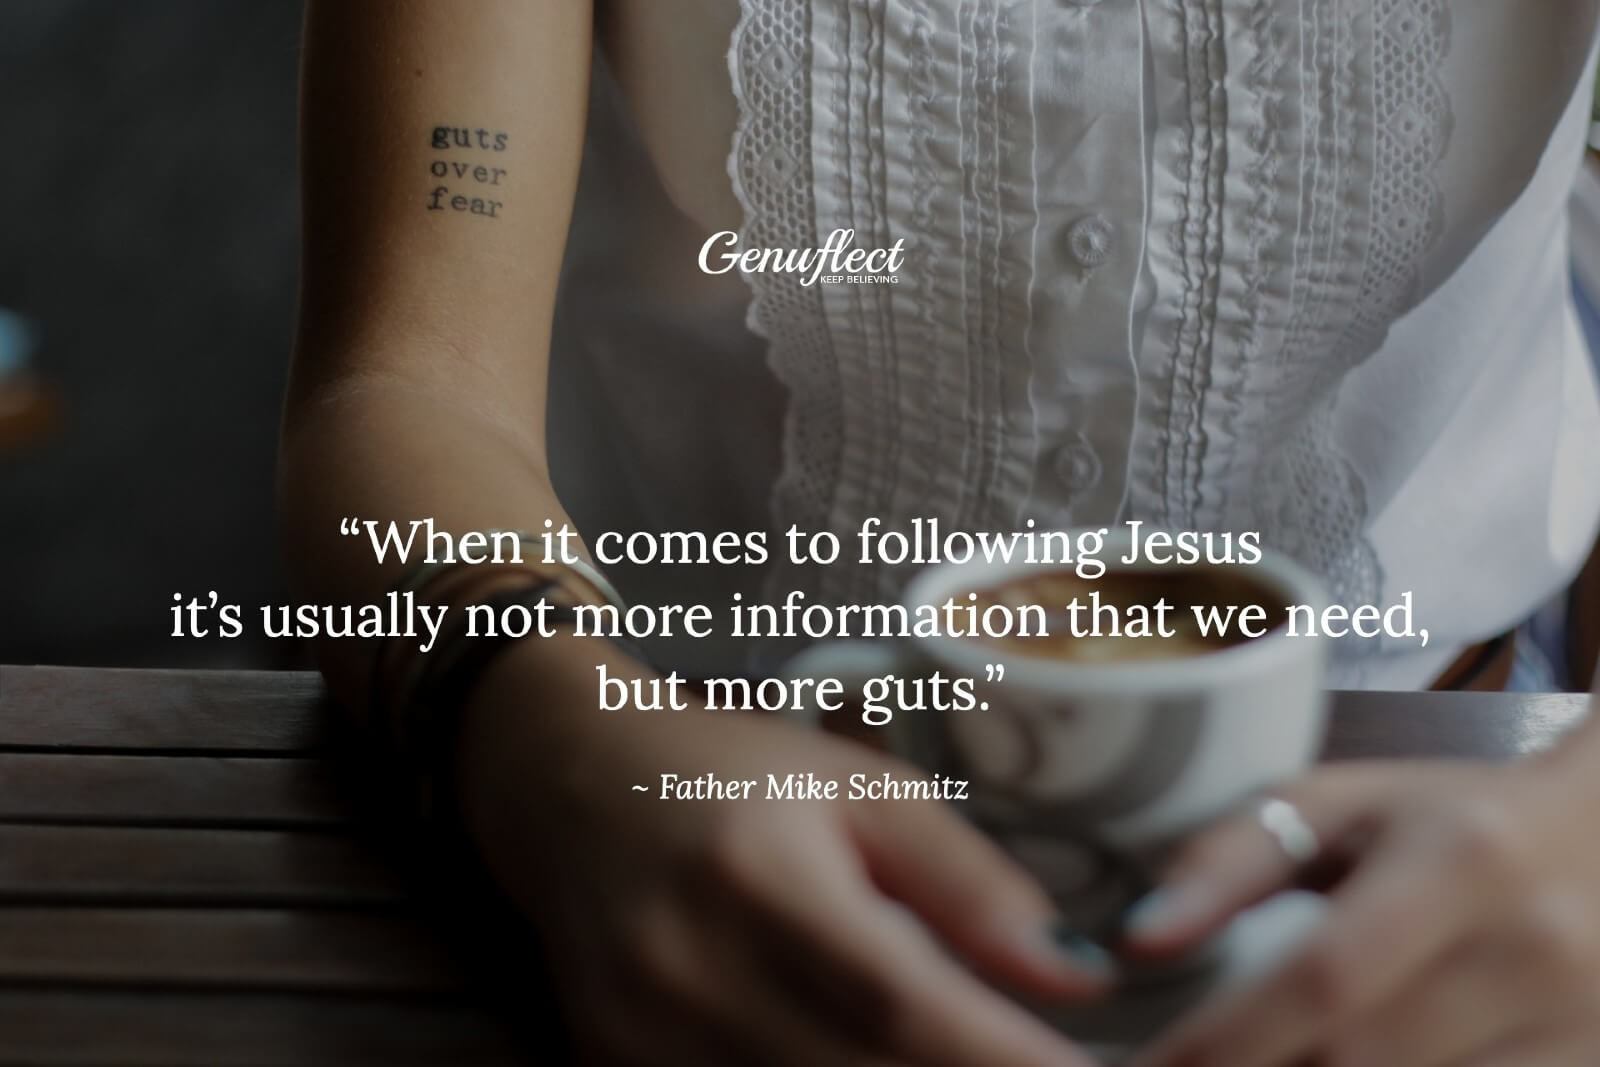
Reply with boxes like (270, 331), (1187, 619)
(550, 1), (1600, 688)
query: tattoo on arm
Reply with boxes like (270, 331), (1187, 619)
(425, 125), (509, 219)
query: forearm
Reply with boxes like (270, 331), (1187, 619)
(286, 0), (620, 800)
(278, 363), (585, 712)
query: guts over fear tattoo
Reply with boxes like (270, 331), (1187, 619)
(425, 125), (508, 219)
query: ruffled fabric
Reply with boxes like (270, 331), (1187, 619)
(730, 0), (1044, 617)
(724, 0), (1600, 684)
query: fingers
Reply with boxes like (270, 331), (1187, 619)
(606, 839), (907, 1067)
(1122, 769), (1383, 955)
(669, 799), (1099, 1067)
(1133, 798), (1524, 1067)
(1452, 1023), (1600, 1067)
(1133, 843), (1460, 1067)
(712, 807), (1098, 1067)
(1328, 935), (1549, 1067)
(794, 888), (1101, 1067)
(849, 794), (1116, 997)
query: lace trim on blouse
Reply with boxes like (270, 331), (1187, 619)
(728, 0), (1456, 659)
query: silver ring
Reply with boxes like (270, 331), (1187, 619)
(1258, 797), (1320, 866)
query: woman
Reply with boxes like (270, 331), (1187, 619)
(283, 2), (1600, 1064)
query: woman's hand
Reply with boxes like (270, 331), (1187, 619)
(1124, 756), (1600, 1067)
(455, 640), (1108, 1067)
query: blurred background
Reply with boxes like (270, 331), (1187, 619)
(0, 1), (302, 668)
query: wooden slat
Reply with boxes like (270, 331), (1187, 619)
(0, 909), (464, 992)
(0, 754), (348, 827)
(1324, 691), (1588, 763)
(0, 668), (539, 1065)
(0, 666), (329, 752)
(0, 991), (529, 1066)
(0, 826), (404, 905)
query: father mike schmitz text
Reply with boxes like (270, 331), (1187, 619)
(653, 772), (970, 801)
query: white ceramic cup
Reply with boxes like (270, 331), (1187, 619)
(783, 526), (1331, 906)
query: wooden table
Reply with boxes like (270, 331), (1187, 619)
(0, 666), (1589, 1066)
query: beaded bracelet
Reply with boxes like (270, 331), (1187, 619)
(390, 530), (625, 611)
(399, 577), (649, 829)
(367, 530), (626, 742)
(357, 527), (637, 827)
(401, 578), (563, 825)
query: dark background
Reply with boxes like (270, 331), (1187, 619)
(0, 1), (303, 667)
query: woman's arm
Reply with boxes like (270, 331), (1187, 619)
(284, 7), (1105, 1064)
(282, 0), (594, 708)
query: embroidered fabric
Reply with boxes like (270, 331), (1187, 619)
(1236, 0), (1373, 609)
(726, 0), (844, 593)
(1130, 0), (1452, 660)
(729, 0), (1041, 628)
(1259, 0), (1452, 659)
(713, 0), (1598, 684)
(1355, 0), (1453, 346)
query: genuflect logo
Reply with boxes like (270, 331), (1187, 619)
(698, 229), (907, 287)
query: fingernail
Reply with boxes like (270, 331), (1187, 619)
(1048, 924), (1117, 978)
(1122, 886), (1211, 942)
